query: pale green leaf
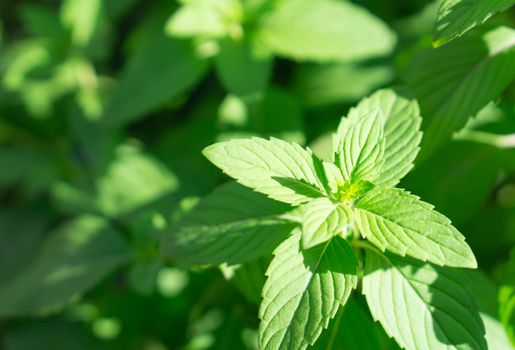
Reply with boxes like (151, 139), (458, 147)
(165, 182), (297, 265)
(320, 161), (344, 195)
(434, 0), (515, 46)
(311, 297), (380, 350)
(165, 0), (243, 39)
(300, 198), (351, 249)
(345, 88), (422, 187)
(256, 0), (396, 62)
(363, 251), (487, 350)
(334, 112), (385, 184)
(406, 26), (515, 159)
(60, 0), (101, 47)
(0, 216), (130, 316)
(259, 232), (358, 350)
(203, 137), (326, 205)
(353, 187), (477, 268)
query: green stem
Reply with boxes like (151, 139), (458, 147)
(351, 240), (382, 255)
(456, 130), (515, 149)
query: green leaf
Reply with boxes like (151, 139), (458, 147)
(312, 297), (380, 350)
(217, 87), (305, 145)
(0, 146), (57, 194)
(220, 256), (270, 304)
(402, 141), (505, 224)
(103, 36), (208, 125)
(60, 0), (102, 47)
(155, 94), (223, 194)
(334, 112), (385, 184)
(165, 0), (243, 40)
(353, 187), (477, 268)
(129, 260), (162, 296)
(95, 145), (180, 217)
(406, 26), (515, 159)
(53, 144), (180, 218)
(363, 251), (487, 350)
(256, 0), (396, 62)
(165, 182), (298, 265)
(4, 320), (108, 350)
(215, 39), (273, 95)
(319, 161), (345, 195)
(0, 209), (48, 283)
(466, 271), (514, 350)
(0, 216), (130, 316)
(500, 248), (515, 346)
(346, 88), (422, 187)
(294, 61), (394, 107)
(259, 232), (358, 350)
(434, 0), (515, 46)
(203, 137), (325, 205)
(20, 4), (65, 38)
(299, 198), (351, 249)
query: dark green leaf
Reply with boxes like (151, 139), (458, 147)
(0, 216), (130, 316)
(434, 0), (515, 45)
(165, 182), (298, 265)
(311, 297), (380, 350)
(215, 39), (272, 95)
(406, 26), (515, 159)
(103, 36), (208, 125)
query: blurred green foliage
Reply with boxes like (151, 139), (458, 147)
(0, 0), (514, 349)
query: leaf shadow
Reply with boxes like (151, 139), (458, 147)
(301, 236), (358, 276)
(363, 252), (487, 349)
(272, 177), (325, 200)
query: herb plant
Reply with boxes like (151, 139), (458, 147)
(169, 89), (484, 349)
(1, 0), (514, 349)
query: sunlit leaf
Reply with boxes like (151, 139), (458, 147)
(354, 187), (477, 268)
(434, 0), (515, 45)
(363, 251), (487, 350)
(259, 232), (358, 350)
(257, 0), (396, 62)
(203, 137), (325, 205)
(346, 88), (422, 187)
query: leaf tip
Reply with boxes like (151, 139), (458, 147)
(202, 143), (222, 161)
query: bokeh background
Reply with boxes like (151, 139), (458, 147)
(0, 0), (514, 349)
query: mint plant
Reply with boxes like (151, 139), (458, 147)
(2, 0), (514, 348)
(168, 89), (486, 350)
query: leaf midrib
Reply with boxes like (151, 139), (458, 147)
(267, 238), (333, 350)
